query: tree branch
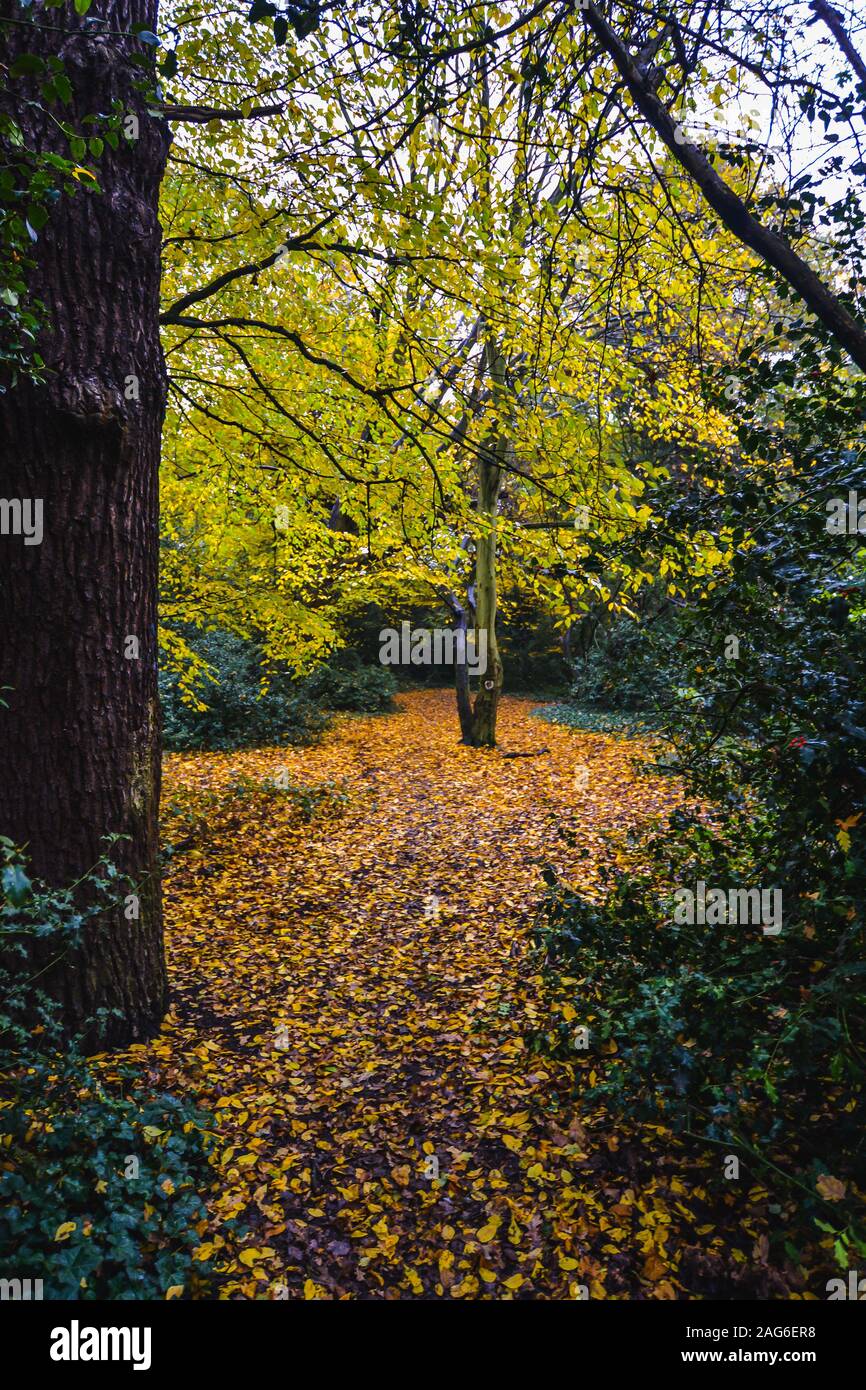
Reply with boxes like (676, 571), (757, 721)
(160, 103), (286, 123)
(581, 1), (866, 373)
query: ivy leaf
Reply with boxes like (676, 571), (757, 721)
(10, 54), (46, 78)
(2, 862), (32, 906)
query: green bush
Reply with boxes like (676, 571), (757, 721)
(498, 596), (570, 693)
(160, 628), (329, 751)
(535, 803), (865, 1267)
(0, 841), (216, 1299)
(568, 610), (683, 713)
(535, 442), (866, 1268)
(302, 650), (397, 712)
(337, 599), (569, 695)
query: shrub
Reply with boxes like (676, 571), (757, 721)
(534, 801), (866, 1267)
(568, 610), (683, 713)
(160, 628), (329, 751)
(534, 445), (866, 1268)
(498, 596), (570, 693)
(302, 650), (397, 712)
(0, 841), (216, 1299)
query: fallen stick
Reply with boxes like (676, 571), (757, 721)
(501, 748), (550, 759)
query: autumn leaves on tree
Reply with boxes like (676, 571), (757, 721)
(4, 0), (866, 1029)
(1, 0), (865, 1308)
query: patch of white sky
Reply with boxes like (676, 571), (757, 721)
(669, 1), (864, 203)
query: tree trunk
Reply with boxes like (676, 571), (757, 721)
(467, 432), (505, 747)
(0, 1), (169, 1042)
(446, 593), (474, 742)
(463, 330), (510, 748)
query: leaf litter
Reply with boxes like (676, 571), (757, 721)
(111, 690), (791, 1299)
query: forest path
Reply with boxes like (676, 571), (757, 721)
(131, 690), (769, 1298)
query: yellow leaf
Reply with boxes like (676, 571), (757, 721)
(642, 1254), (668, 1282)
(54, 1222), (76, 1241)
(816, 1174), (847, 1202)
(239, 1246), (275, 1266)
(166, 1285), (184, 1300)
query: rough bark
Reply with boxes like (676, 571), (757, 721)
(0, 1), (169, 1041)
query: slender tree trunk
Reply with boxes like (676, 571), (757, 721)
(468, 434), (505, 747)
(446, 593), (474, 742)
(0, 1), (169, 1042)
(459, 334), (509, 748)
(809, 1), (866, 117)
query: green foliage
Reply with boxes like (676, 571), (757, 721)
(0, 841), (215, 1299)
(498, 597), (569, 694)
(159, 628), (397, 749)
(535, 410), (866, 1262)
(533, 702), (645, 735)
(301, 650), (397, 713)
(535, 797), (866, 1264)
(0, 105), (53, 385)
(0, 33), (106, 386)
(160, 628), (329, 751)
(337, 600), (567, 696)
(567, 611), (682, 713)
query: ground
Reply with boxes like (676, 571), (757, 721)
(118, 690), (793, 1299)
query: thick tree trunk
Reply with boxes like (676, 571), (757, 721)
(0, 1), (169, 1042)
